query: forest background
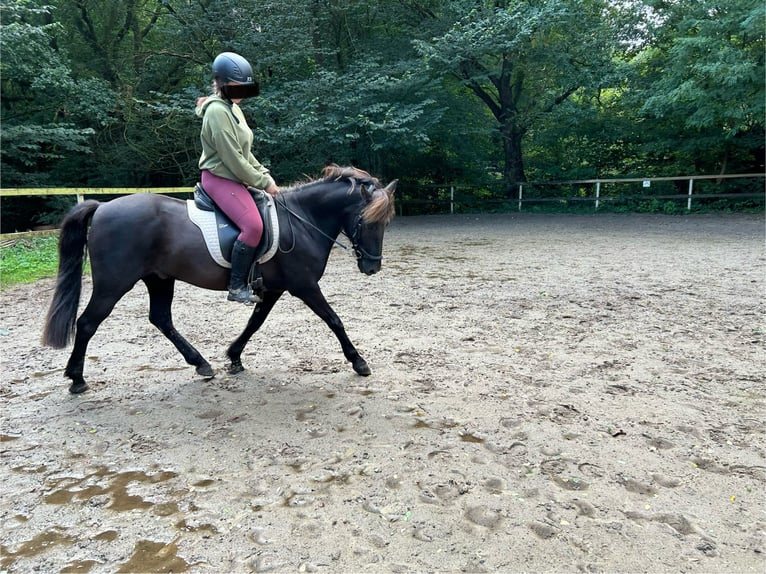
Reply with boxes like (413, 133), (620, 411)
(1, 0), (764, 230)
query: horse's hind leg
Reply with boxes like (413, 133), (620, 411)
(143, 276), (214, 378)
(65, 292), (125, 394)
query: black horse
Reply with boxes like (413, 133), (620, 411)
(42, 165), (396, 394)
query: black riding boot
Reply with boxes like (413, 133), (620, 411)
(228, 240), (259, 304)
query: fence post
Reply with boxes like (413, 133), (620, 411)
(687, 179), (694, 211)
(450, 186), (454, 214)
(595, 181), (601, 210)
(518, 184), (523, 211)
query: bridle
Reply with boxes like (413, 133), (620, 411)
(275, 183), (382, 261)
(348, 212), (383, 261)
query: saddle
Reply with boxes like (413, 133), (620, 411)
(186, 184), (279, 269)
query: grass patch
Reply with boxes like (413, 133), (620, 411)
(1, 236), (61, 289)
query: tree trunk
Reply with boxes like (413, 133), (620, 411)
(502, 122), (526, 194)
(465, 56), (528, 195)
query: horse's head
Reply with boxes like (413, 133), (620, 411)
(325, 166), (396, 276)
(352, 179), (397, 275)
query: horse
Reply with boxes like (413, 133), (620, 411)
(42, 165), (397, 394)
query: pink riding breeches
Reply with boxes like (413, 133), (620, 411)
(201, 170), (263, 247)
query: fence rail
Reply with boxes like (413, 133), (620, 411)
(0, 187), (192, 242)
(414, 173), (764, 215)
(1, 173), (763, 241)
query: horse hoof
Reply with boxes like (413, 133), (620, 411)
(196, 364), (215, 378)
(69, 382), (89, 394)
(228, 361), (244, 375)
(353, 359), (371, 376)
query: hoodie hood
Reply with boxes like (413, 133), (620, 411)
(196, 94), (229, 118)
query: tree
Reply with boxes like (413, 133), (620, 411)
(151, 0), (446, 183)
(0, 0), (114, 187)
(46, 0), (198, 185)
(630, 0), (765, 175)
(415, 0), (623, 192)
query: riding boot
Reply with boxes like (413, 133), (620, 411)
(228, 240), (260, 304)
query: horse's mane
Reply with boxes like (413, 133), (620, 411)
(321, 165), (380, 188)
(286, 165), (394, 224)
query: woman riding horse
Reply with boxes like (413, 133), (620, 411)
(196, 51), (281, 304)
(41, 165), (397, 394)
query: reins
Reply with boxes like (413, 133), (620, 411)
(275, 193), (375, 258)
(274, 176), (387, 261)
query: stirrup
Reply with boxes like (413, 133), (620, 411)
(227, 287), (260, 305)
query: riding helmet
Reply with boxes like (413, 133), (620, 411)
(212, 52), (260, 99)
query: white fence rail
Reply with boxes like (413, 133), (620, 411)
(427, 173), (764, 215)
(1, 173), (763, 241)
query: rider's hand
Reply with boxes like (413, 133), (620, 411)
(265, 181), (280, 196)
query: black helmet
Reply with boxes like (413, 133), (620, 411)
(212, 52), (260, 99)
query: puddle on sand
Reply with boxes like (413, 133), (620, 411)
(44, 467), (178, 512)
(116, 539), (190, 573)
(0, 527), (75, 570)
(4, 469), (186, 571)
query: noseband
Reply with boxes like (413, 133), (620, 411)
(349, 213), (382, 261)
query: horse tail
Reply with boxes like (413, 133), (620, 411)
(42, 200), (101, 348)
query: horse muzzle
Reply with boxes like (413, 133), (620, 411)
(358, 257), (381, 275)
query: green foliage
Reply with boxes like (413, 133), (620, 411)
(415, 0), (625, 188)
(0, 1), (115, 187)
(0, 236), (61, 288)
(638, 0), (764, 135)
(627, 0), (765, 174)
(249, 60), (440, 179)
(0, 0), (763, 230)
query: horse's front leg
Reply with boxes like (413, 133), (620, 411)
(144, 276), (214, 378)
(295, 287), (371, 376)
(227, 290), (283, 374)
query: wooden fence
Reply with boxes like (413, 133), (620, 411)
(1, 173), (763, 242)
(404, 173), (765, 215)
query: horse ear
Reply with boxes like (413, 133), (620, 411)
(385, 180), (397, 195)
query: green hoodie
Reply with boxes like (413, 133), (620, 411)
(196, 95), (272, 189)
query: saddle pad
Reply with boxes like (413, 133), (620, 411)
(186, 197), (280, 269)
(187, 201), (230, 268)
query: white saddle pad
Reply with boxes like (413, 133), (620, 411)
(186, 198), (279, 269)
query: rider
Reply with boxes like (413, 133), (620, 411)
(196, 51), (280, 304)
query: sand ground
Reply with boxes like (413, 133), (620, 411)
(1, 213), (764, 573)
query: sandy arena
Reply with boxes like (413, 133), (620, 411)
(1, 213), (764, 573)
